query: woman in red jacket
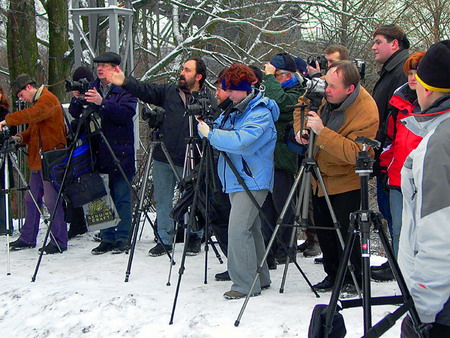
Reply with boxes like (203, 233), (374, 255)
(379, 52), (425, 257)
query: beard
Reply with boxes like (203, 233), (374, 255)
(178, 75), (196, 90)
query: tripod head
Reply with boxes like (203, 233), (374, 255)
(355, 136), (380, 176)
(0, 127), (19, 156)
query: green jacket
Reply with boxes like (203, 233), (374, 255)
(263, 74), (305, 174)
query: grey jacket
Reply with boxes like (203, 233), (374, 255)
(399, 94), (450, 324)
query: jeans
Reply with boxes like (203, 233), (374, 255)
(376, 177), (393, 238)
(389, 188), (403, 257)
(20, 170), (67, 247)
(101, 174), (133, 244)
(153, 160), (202, 246)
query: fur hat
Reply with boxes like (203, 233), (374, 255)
(416, 40), (450, 93)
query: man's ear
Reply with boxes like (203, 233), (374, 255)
(346, 84), (356, 95)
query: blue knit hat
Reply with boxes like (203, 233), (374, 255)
(221, 78), (252, 91)
(294, 57), (308, 76)
(270, 53), (297, 72)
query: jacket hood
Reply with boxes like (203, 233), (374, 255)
(402, 94), (450, 137)
(245, 90), (280, 123)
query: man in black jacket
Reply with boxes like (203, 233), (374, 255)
(371, 24), (410, 281)
(107, 58), (217, 256)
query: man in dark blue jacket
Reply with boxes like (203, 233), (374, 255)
(106, 58), (217, 257)
(69, 52), (137, 254)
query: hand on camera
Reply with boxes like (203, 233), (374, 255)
(0, 120), (7, 129)
(264, 63), (276, 75)
(305, 111), (324, 135)
(72, 90), (82, 99)
(307, 61), (321, 77)
(198, 121), (210, 138)
(295, 130), (310, 145)
(12, 135), (22, 144)
(84, 88), (103, 106)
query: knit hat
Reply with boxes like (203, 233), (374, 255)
(11, 74), (36, 96)
(416, 40), (450, 93)
(270, 53), (297, 73)
(72, 66), (95, 82)
(221, 78), (252, 91)
(294, 57), (308, 76)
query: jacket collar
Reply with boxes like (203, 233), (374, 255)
(380, 49), (409, 74)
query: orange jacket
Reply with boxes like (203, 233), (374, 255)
(6, 86), (67, 170)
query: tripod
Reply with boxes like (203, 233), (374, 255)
(234, 104), (361, 327)
(0, 128), (60, 275)
(125, 126), (181, 282)
(321, 137), (425, 337)
(31, 105), (140, 281)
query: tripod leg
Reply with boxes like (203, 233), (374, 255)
(279, 225), (297, 293)
(324, 229), (357, 337)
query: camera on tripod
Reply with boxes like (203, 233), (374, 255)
(307, 55), (328, 71)
(0, 127), (18, 153)
(186, 90), (214, 124)
(65, 78), (91, 95)
(141, 104), (166, 129)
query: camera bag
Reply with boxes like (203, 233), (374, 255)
(62, 172), (107, 208)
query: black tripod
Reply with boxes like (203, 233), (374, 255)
(31, 105), (141, 281)
(125, 125), (181, 282)
(168, 135), (224, 324)
(234, 103), (361, 327)
(321, 136), (425, 337)
(1, 128), (60, 275)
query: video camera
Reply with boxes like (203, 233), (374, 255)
(141, 104), (166, 129)
(186, 89), (215, 124)
(307, 55), (328, 71)
(65, 78), (91, 95)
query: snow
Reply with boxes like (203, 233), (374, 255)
(1, 220), (403, 337)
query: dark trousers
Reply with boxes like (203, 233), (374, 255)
(313, 189), (362, 284)
(261, 169), (296, 259)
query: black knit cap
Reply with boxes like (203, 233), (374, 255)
(270, 52), (297, 73)
(416, 40), (450, 93)
(93, 52), (121, 65)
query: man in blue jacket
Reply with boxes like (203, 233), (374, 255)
(69, 52), (137, 254)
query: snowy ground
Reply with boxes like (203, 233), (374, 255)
(0, 220), (403, 337)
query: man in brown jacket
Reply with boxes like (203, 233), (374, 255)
(295, 61), (379, 296)
(0, 74), (68, 254)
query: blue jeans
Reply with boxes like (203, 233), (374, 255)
(389, 188), (403, 257)
(101, 174), (133, 244)
(153, 160), (202, 246)
(376, 177), (393, 238)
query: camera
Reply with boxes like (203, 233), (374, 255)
(141, 104), (165, 129)
(307, 55), (328, 71)
(65, 78), (91, 94)
(353, 59), (366, 81)
(0, 127), (17, 153)
(186, 89), (214, 123)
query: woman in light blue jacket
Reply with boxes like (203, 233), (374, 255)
(197, 63), (279, 299)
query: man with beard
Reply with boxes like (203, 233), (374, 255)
(295, 61), (379, 296)
(107, 58), (217, 256)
